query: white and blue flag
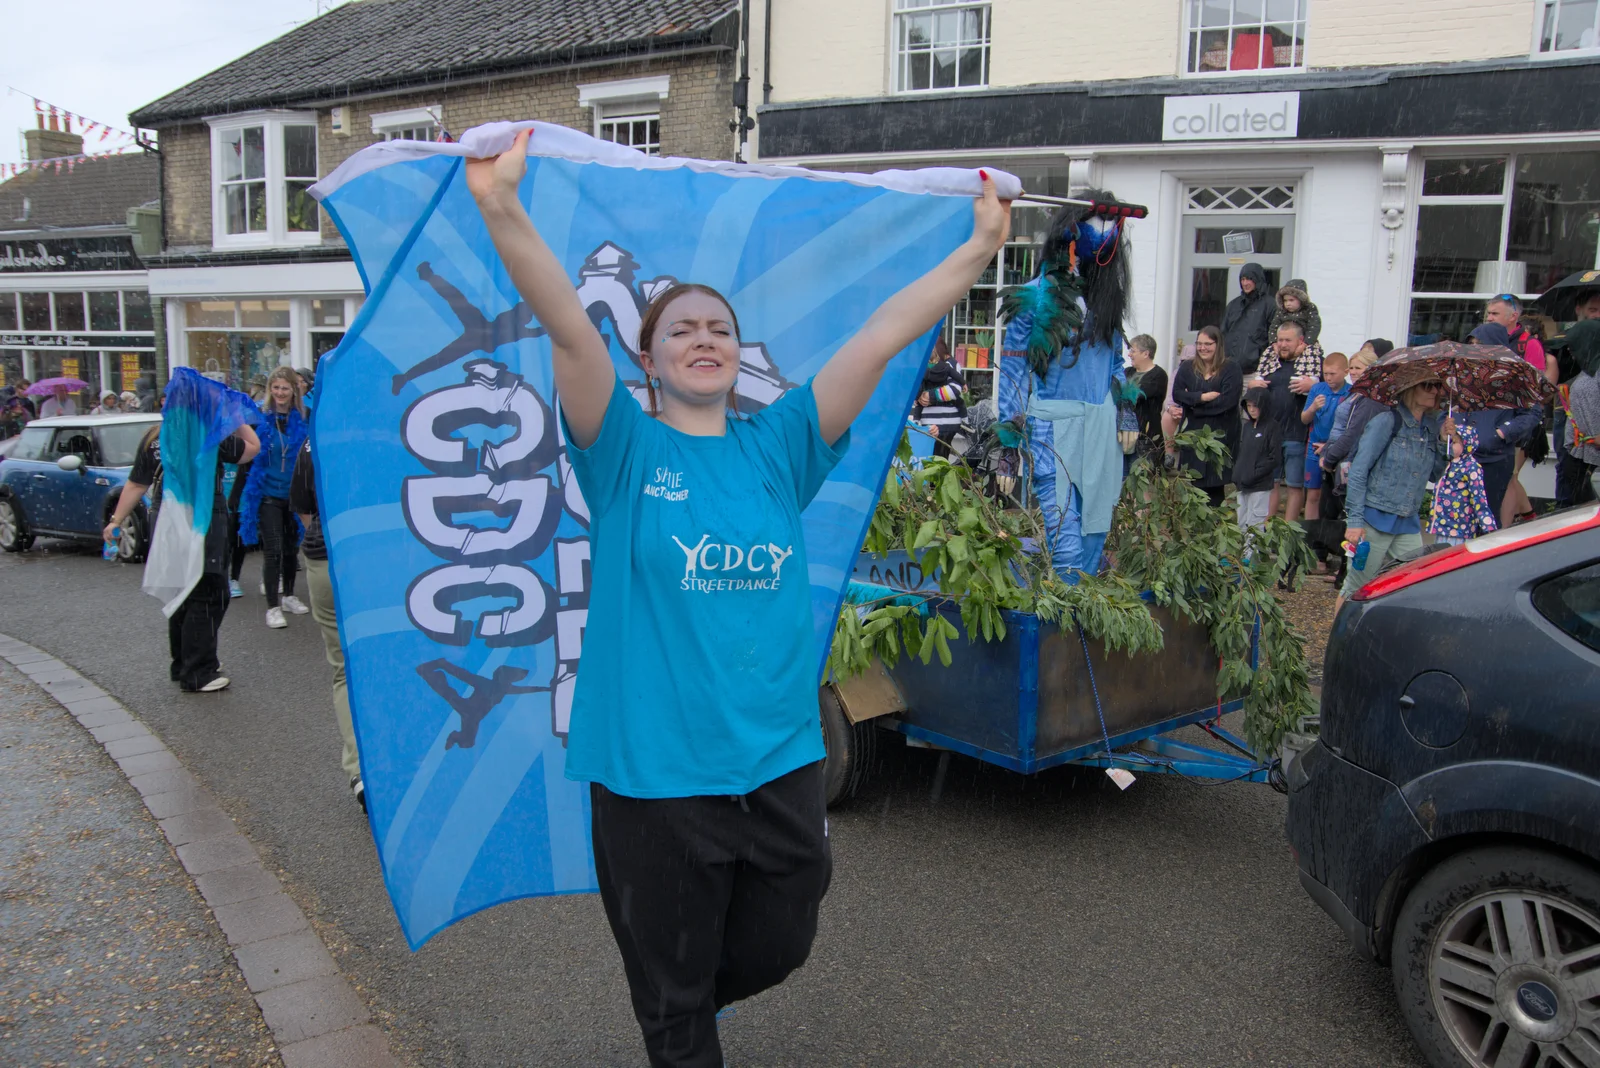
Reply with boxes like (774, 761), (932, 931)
(141, 367), (257, 616)
(308, 121), (1017, 948)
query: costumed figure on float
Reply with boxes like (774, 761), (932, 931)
(998, 191), (1134, 578)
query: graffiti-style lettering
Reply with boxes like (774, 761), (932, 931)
(407, 563), (556, 646)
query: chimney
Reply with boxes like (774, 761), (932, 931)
(25, 112), (85, 162)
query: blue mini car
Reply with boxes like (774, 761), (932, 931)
(0, 413), (160, 561)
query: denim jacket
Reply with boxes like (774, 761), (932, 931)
(1345, 405), (1448, 521)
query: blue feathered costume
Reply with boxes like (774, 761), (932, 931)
(239, 407), (309, 545)
(998, 194), (1132, 578)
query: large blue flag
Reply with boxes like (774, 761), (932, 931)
(309, 121), (1017, 948)
(142, 367), (257, 615)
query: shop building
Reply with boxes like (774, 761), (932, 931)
(0, 121), (160, 400)
(128, 0), (742, 394)
(748, 0), (1600, 392)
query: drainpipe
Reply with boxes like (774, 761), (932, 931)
(763, 0), (773, 104)
(731, 0), (754, 161)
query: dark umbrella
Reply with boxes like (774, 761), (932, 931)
(1534, 269), (1600, 321)
(1353, 341), (1554, 410)
(23, 376), (91, 395)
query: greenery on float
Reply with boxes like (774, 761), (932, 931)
(827, 426), (1317, 753)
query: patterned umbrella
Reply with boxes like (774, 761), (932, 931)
(1352, 342), (1554, 410)
(23, 376), (91, 395)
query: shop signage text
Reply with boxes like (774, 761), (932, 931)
(0, 236), (144, 273)
(1162, 91), (1300, 141)
(0, 333), (154, 350)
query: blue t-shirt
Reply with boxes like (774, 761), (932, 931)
(561, 377), (850, 798)
(1364, 506), (1422, 536)
(1306, 382), (1349, 445)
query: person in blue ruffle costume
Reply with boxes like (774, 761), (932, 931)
(998, 192), (1132, 578)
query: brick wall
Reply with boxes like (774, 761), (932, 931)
(159, 51), (735, 250)
(161, 124), (212, 250)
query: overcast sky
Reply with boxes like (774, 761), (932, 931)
(1, 0), (348, 168)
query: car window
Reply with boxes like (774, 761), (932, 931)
(97, 422), (157, 467)
(47, 428), (95, 462)
(8, 426), (52, 462)
(1532, 561), (1600, 653)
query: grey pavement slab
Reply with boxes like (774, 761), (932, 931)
(68, 698), (132, 724)
(89, 718), (150, 743)
(104, 733), (167, 759)
(145, 785), (221, 820)
(160, 805), (242, 847)
(115, 747), (180, 777)
(280, 1025), (398, 1068)
(213, 892), (311, 946)
(234, 930), (340, 993)
(177, 833), (260, 876)
(256, 974), (371, 1043)
(128, 765), (200, 797)
(196, 863), (286, 909)
(0, 658), (280, 1065)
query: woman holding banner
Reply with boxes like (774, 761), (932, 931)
(467, 130), (1009, 1068)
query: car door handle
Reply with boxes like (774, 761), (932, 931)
(1398, 695), (1416, 710)
(95, 477), (110, 486)
(32, 474), (48, 480)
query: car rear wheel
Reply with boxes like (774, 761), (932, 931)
(116, 508), (148, 563)
(1392, 845), (1600, 1068)
(0, 496), (34, 553)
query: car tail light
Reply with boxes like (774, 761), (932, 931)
(1351, 504), (1600, 602)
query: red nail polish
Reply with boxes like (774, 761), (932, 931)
(978, 169), (988, 181)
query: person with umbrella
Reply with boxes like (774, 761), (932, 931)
(33, 377), (88, 418)
(1465, 323), (1543, 525)
(1336, 368), (1451, 612)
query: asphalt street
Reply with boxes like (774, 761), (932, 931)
(0, 540), (1429, 1067)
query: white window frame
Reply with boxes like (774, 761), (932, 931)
(208, 111), (322, 250)
(578, 76), (669, 153)
(371, 105), (443, 142)
(892, 0), (992, 95)
(1532, 0), (1600, 57)
(1182, 0), (1308, 78)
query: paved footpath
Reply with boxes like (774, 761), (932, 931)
(0, 638), (397, 1068)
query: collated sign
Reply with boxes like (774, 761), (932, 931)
(1162, 91), (1300, 141)
(0, 236), (144, 273)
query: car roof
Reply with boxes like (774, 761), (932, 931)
(21, 413), (161, 429)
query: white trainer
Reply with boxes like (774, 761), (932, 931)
(280, 594), (310, 615)
(265, 606), (288, 629)
(199, 675), (231, 692)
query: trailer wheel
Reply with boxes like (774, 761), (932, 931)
(821, 684), (876, 807)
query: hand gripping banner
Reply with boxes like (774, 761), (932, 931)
(309, 121), (1019, 948)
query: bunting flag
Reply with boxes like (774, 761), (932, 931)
(141, 368), (258, 616)
(306, 120), (1019, 948)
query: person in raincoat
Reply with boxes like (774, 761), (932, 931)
(998, 191), (1132, 577)
(1428, 422), (1498, 546)
(1221, 263), (1275, 375)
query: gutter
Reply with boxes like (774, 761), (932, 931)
(132, 14), (740, 128)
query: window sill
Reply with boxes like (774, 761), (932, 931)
(1180, 66), (1308, 79)
(1529, 45), (1600, 60)
(211, 233), (324, 252)
(891, 82), (992, 96)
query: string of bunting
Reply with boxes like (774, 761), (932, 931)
(3, 87), (145, 180)
(2, 144), (137, 179)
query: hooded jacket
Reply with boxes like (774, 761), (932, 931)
(1233, 387), (1282, 493)
(1221, 263), (1275, 375)
(1428, 424), (1498, 541)
(1263, 278), (1323, 353)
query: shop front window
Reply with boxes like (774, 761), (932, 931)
(188, 331), (291, 397)
(0, 294), (16, 331)
(123, 291), (153, 332)
(21, 292), (50, 331)
(53, 292), (86, 332)
(89, 291), (121, 332)
(1409, 151), (1600, 343)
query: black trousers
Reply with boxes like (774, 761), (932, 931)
(168, 572), (230, 690)
(591, 761), (832, 1068)
(257, 497), (299, 606)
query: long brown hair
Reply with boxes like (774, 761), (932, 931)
(265, 366), (307, 418)
(1193, 325), (1227, 379)
(636, 283), (743, 418)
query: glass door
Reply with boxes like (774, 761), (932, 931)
(1178, 213), (1295, 349)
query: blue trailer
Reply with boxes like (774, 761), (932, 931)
(819, 552), (1272, 805)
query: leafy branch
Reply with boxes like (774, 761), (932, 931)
(828, 426), (1316, 755)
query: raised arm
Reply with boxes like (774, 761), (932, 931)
(811, 176), (1011, 446)
(466, 130), (615, 448)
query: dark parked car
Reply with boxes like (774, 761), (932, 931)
(1287, 504), (1600, 1068)
(0, 414), (159, 561)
